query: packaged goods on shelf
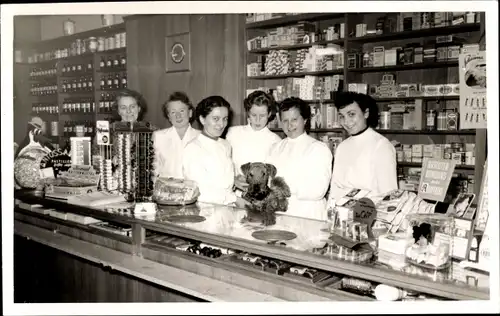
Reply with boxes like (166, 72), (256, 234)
(264, 50), (290, 75)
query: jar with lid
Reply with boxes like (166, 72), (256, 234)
(362, 52), (370, 68)
(404, 213), (454, 270)
(426, 109), (436, 130)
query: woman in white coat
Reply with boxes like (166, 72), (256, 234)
(153, 92), (200, 179)
(266, 97), (333, 221)
(183, 96), (249, 208)
(329, 91), (398, 201)
(226, 90), (281, 191)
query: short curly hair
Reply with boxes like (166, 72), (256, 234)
(162, 91), (195, 123)
(279, 97), (312, 132)
(112, 88), (148, 122)
(243, 90), (277, 122)
(196, 95), (232, 123)
(332, 91), (379, 128)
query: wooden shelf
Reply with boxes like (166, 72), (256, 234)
(33, 23), (126, 49)
(376, 129), (476, 135)
(248, 69), (343, 80)
(249, 39), (344, 54)
(246, 13), (344, 29)
(270, 128), (344, 133)
(348, 61), (458, 73)
(96, 67), (127, 73)
(94, 47), (127, 55)
(374, 96), (459, 102)
(348, 23), (481, 43)
(398, 162), (475, 170)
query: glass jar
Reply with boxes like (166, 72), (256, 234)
(88, 37), (98, 52)
(405, 213), (453, 270)
(98, 37), (106, 52)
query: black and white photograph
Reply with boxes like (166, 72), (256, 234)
(1, 1), (499, 315)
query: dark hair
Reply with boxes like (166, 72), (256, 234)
(196, 95), (232, 123)
(244, 90), (277, 122)
(332, 91), (379, 128)
(162, 91), (195, 123)
(112, 89), (148, 122)
(279, 97), (311, 132)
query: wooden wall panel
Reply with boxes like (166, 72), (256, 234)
(125, 14), (245, 129)
(14, 235), (201, 302)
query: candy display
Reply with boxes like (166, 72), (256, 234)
(405, 214), (453, 269)
(14, 147), (51, 189)
(153, 177), (200, 205)
(113, 122), (157, 202)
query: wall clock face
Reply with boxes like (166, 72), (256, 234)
(171, 42), (186, 64)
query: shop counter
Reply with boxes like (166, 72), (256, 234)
(13, 191), (489, 302)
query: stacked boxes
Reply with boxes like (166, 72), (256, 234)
(395, 143), (476, 165)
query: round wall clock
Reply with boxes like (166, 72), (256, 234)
(171, 42), (186, 64)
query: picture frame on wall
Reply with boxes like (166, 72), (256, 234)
(165, 32), (191, 73)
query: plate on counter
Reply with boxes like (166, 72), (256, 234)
(252, 230), (297, 242)
(164, 215), (206, 223)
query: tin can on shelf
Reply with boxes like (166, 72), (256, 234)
(98, 37), (105, 51)
(120, 32), (127, 47)
(107, 36), (115, 50)
(380, 111), (391, 129)
(63, 19), (75, 36)
(437, 110), (446, 130)
(446, 110), (459, 130)
(115, 33), (121, 48)
(443, 148), (453, 160)
(51, 121), (59, 136)
(76, 39), (83, 55)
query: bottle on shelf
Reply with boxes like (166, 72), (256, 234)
(87, 60), (93, 72)
(88, 76), (94, 91)
(76, 63), (83, 73)
(121, 73), (127, 89)
(106, 75), (113, 90)
(104, 93), (111, 112)
(71, 79), (77, 92)
(100, 75), (106, 90)
(99, 92), (105, 112)
(113, 55), (120, 68)
(113, 73), (120, 89)
(71, 64), (77, 73)
(120, 55), (126, 67)
(62, 80), (67, 93)
(77, 78), (83, 91)
(106, 57), (113, 68)
(99, 57), (106, 69)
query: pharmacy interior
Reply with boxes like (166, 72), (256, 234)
(12, 12), (492, 303)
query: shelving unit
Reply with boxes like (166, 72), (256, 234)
(17, 23), (128, 148)
(245, 12), (485, 198)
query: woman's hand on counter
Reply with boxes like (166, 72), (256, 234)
(234, 175), (249, 192)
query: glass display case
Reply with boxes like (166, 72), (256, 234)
(14, 191), (490, 301)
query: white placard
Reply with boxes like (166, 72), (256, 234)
(459, 51), (487, 129)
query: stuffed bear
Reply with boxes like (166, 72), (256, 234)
(240, 162), (291, 226)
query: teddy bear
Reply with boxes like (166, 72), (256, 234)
(240, 162), (291, 226)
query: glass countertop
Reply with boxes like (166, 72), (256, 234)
(90, 200), (489, 296)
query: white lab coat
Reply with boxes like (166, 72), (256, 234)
(183, 134), (237, 206)
(266, 133), (333, 221)
(330, 127), (398, 201)
(153, 125), (200, 179)
(226, 124), (281, 176)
